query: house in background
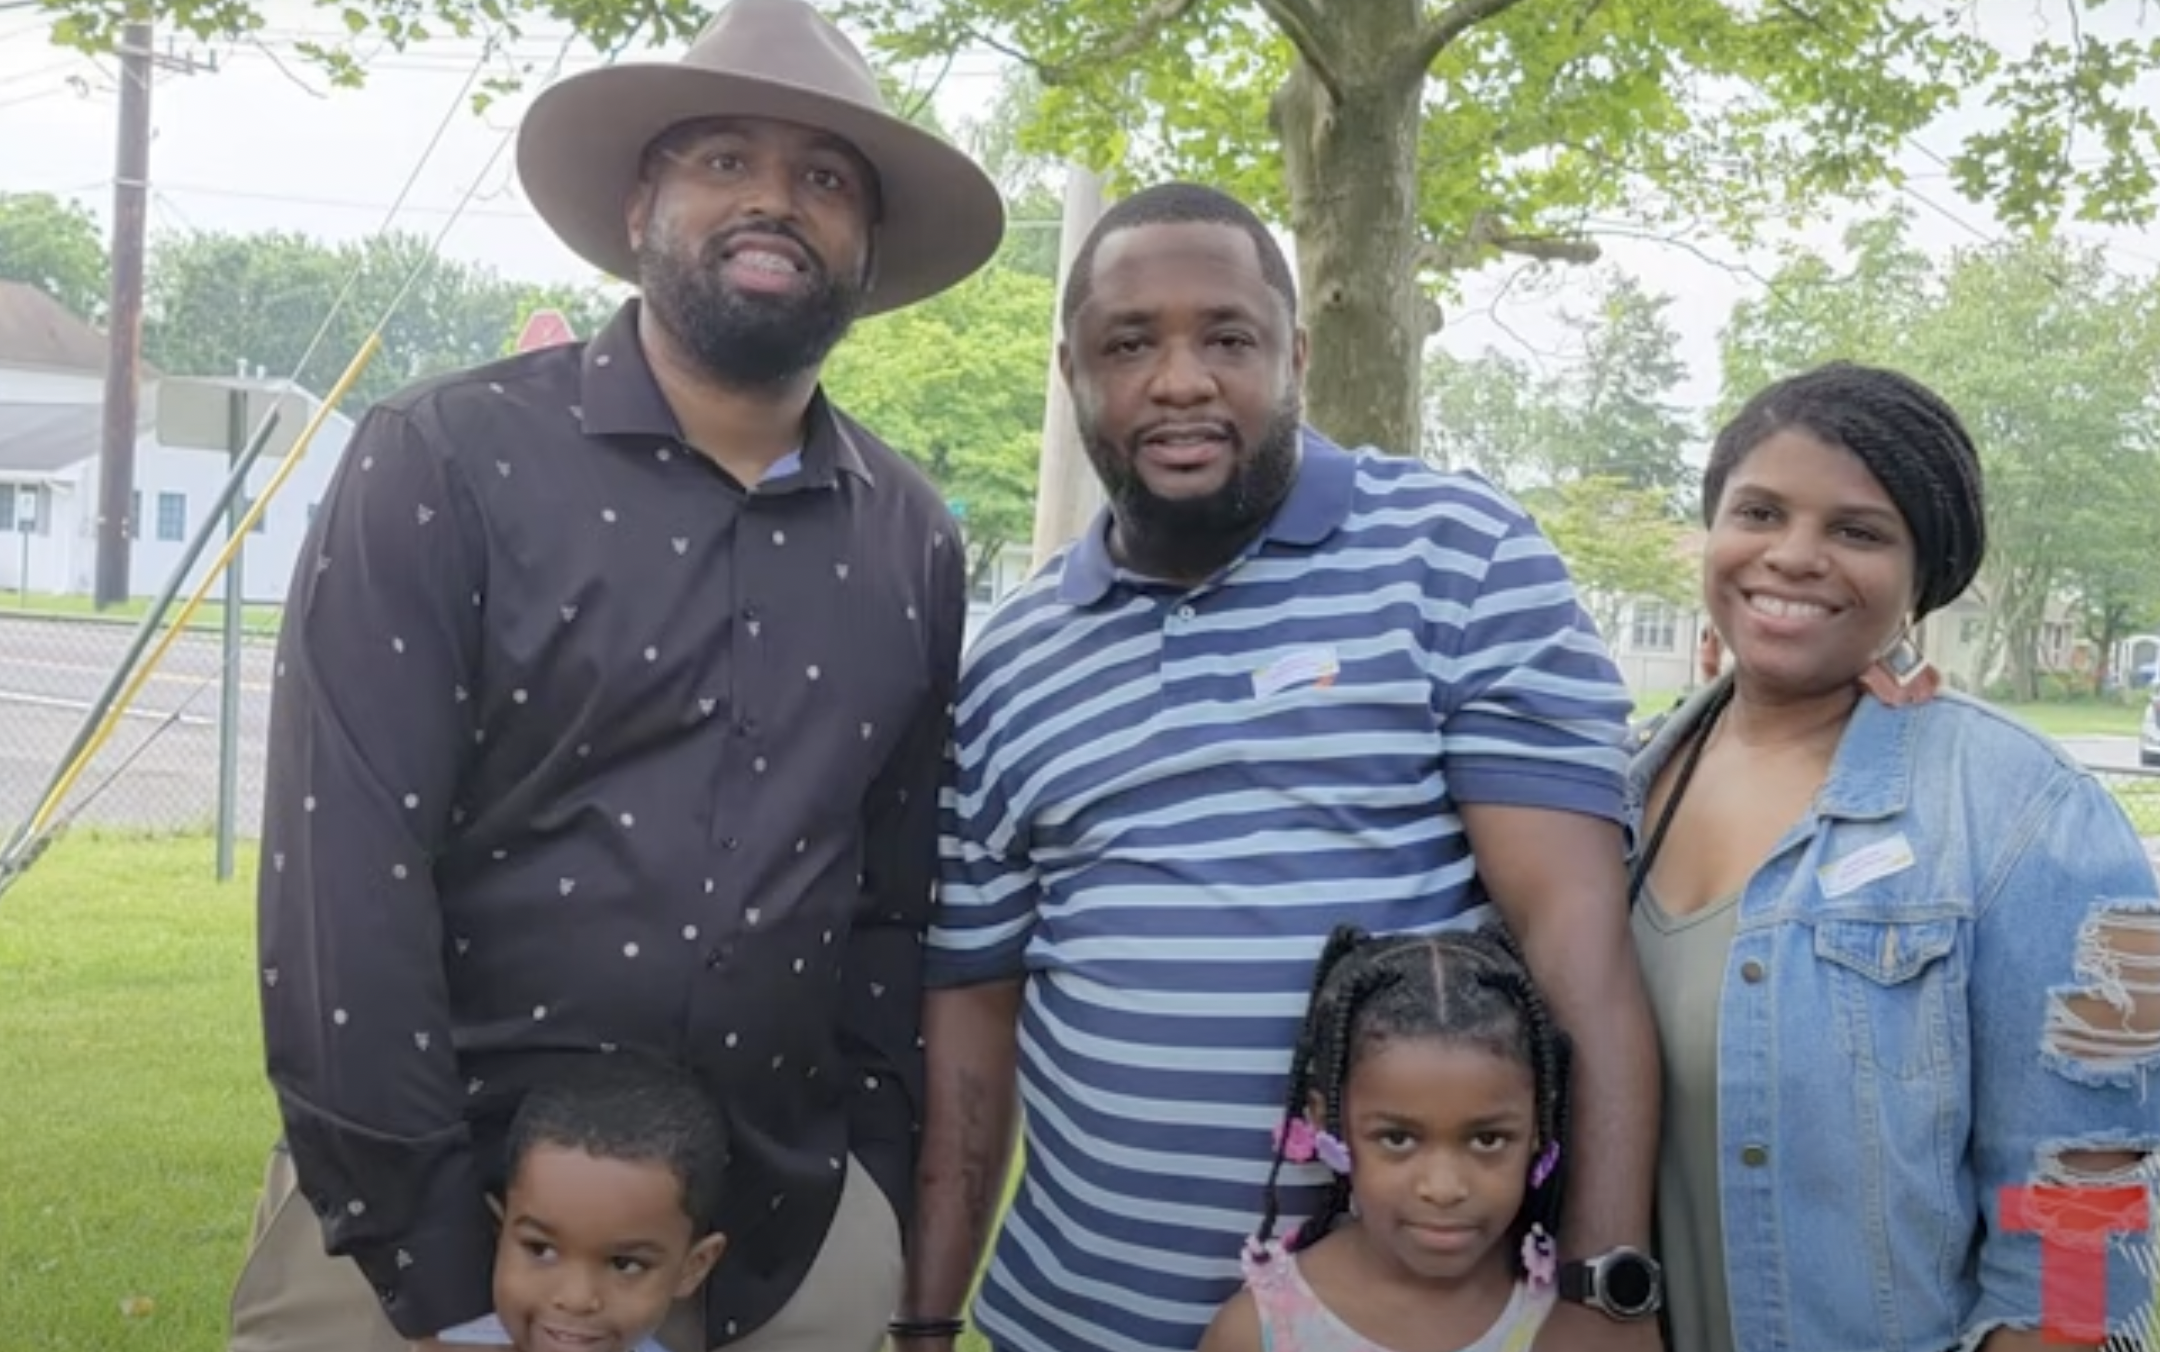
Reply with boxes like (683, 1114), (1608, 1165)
(0, 281), (351, 605)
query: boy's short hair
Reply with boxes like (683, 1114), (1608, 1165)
(504, 1055), (731, 1234)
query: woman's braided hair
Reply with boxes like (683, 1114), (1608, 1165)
(1704, 360), (1987, 620)
(1253, 923), (1572, 1276)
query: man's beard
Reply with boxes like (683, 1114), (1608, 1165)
(1084, 392), (1304, 575)
(638, 221), (863, 389)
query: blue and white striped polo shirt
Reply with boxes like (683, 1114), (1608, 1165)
(927, 431), (1632, 1352)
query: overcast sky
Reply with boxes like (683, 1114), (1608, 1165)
(5, 0), (2160, 440)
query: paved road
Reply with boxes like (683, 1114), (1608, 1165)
(0, 613), (273, 839)
(2059, 734), (2149, 772)
(2, 613), (2155, 844)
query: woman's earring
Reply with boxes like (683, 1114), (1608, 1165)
(1862, 620), (1941, 707)
(1880, 626), (1927, 686)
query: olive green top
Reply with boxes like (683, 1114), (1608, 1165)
(1632, 885), (1743, 1352)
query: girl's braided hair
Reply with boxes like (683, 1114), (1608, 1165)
(1253, 923), (1572, 1276)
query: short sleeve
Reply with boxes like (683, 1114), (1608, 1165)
(1433, 491), (1634, 823)
(925, 680), (1041, 989)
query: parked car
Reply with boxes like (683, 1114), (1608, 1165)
(2142, 690), (2160, 767)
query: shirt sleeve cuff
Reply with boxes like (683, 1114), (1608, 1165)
(1447, 753), (1626, 823)
(923, 943), (1027, 990)
(359, 1209), (498, 1340)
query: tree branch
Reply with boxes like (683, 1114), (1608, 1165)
(1011, 0), (1206, 87)
(1493, 232), (1602, 264)
(1420, 212), (1600, 273)
(1413, 0), (1535, 72)
(1253, 0), (1344, 103)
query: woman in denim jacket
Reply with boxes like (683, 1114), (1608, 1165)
(1628, 362), (2159, 1352)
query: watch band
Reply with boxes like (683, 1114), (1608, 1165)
(1556, 1258), (1597, 1306)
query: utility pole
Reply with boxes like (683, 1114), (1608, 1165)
(1029, 164), (1110, 572)
(94, 23), (213, 609)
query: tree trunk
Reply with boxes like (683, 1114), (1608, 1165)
(1275, 19), (1428, 456)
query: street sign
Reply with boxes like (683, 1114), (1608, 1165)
(515, 308), (577, 353)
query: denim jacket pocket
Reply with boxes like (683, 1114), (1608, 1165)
(1812, 916), (1963, 1081)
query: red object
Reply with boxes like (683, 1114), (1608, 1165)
(514, 309), (576, 352)
(1999, 1182), (2149, 1343)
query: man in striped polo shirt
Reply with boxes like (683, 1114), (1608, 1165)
(896, 183), (1663, 1352)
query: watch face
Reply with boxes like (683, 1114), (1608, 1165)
(1604, 1256), (1657, 1313)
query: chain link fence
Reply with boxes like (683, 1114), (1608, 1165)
(2097, 766), (2160, 860)
(0, 604), (276, 847)
(2, 607), (2157, 877)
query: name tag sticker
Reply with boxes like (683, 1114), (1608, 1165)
(1818, 834), (1916, 898)
(1252, 646), (1340, 699)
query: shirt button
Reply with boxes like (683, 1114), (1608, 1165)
(1740, 960), (1765, 983)
(1740, 1144), (1769, 1167)
(722, 837), (740, 851)
(736, 718), (757, 737)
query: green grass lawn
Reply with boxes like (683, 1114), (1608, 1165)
(0, 833), (1005, 1352)
(1994, 698), (2145, 739)
(0, 592), (283, 638)
(0, 832), (275, 1351)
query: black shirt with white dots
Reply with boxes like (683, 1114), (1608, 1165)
(257, 300), (967, 1343)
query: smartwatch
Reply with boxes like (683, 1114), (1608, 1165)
(1557, 1247), (1664, 1320)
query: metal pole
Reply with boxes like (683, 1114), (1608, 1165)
(0, 407), (281, 871)
(1028, 164), (1110, 572)
(94, 21), (152, 609)
(216, 386), (245, 881)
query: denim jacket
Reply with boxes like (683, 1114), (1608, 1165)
(1628, 682), (2159, 1352)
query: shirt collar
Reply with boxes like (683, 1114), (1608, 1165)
(1057, 426), (1357, 607)
(575, 299), (873, 489)
(1815, 692), (1917, 821)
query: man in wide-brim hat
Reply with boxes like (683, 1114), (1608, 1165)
(231, 3), (1004, 1352)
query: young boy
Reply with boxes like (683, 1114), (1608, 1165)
(439, 1056), (730, 1352)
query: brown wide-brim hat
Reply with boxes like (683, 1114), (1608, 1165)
(516, 0), (1005, 316)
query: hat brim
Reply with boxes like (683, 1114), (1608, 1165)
(516, 63), (1006, 315)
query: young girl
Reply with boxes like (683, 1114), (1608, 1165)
(1199, 924), (1571, 1352)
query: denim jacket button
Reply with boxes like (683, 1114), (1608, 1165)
(1740, 960), (1765, 983)
(1740, 1144), (1769, 1167)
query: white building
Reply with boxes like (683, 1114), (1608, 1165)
(0, 282), (350, 605)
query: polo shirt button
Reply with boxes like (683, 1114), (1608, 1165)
(1175, 605), (1196, 621)
(1740, 1144), (1769, 1167)
(1740, 960), (1765, 983)
(723, 837), (740, 851)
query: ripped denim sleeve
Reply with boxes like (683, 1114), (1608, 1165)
(1963, 774), (2160, 1352)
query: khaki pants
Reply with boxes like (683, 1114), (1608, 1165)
(229, 1145), (902, 1352)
